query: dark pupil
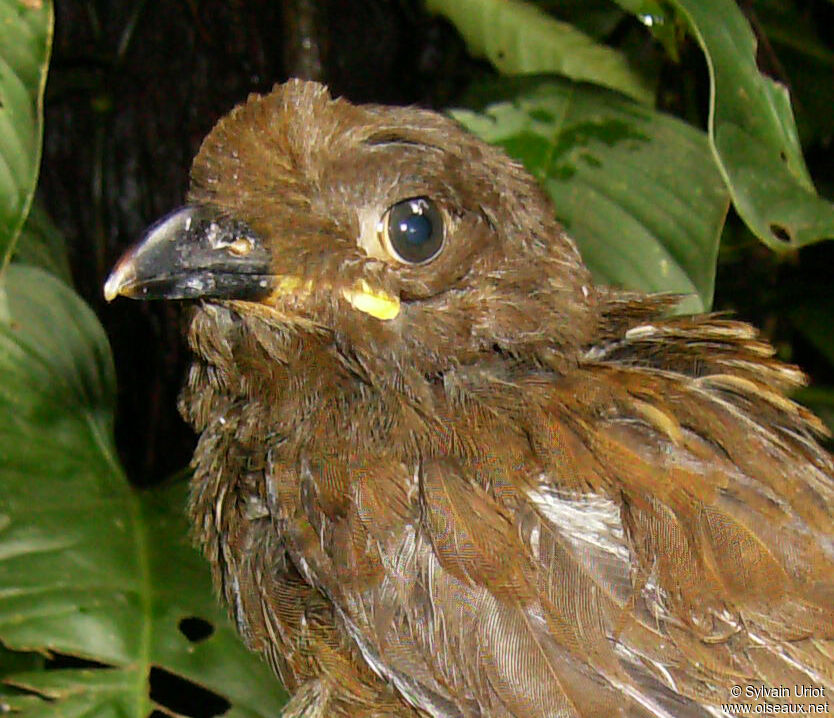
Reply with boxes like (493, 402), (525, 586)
(388, 198), (443, 263)
(398, 213), (432, 246)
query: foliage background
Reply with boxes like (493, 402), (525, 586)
(0, 0), (832, 716)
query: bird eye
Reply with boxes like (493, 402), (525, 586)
(380, 197), (444, 265)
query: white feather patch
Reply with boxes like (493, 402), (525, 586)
(527, 483), (630, 563)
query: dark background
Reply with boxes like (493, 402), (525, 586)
(41, 0), (834, 487)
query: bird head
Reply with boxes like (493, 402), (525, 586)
(105, 80), (597, 382)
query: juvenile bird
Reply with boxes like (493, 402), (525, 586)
(105, 80), (834, 718)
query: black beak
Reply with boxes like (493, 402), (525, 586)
(103, 206), (275, 302)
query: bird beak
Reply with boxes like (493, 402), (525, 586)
(105, 205), (402, 320)
(103, 206), (275, 302)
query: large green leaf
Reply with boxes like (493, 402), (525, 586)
(0, 265), (287, 717)
(453, 78), (729, 313)
(11, 201), (71, 283)
(425, 0), (653, 104)
(662, 0), (834, 250)
(0, 0), (52, 271)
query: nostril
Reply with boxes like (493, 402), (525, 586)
(226, 237), (254, 256)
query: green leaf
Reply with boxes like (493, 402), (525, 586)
(610, 0), (682, 60)
(611, 0), (670, 22)
(754, 1), (834, 147)
(527, 1), (627, 40)
(0, 265), (287, 717)
(12, 201), (72, 283)
(0, 0), (52, 272)
(663, 0), (834, 250)
(0, 644), (44, 688)
(425, 0), (653, 104)
(453, 78), (729, 313)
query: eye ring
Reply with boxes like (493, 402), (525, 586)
(378, 197), (445, 265)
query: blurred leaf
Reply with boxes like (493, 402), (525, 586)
(754, 1), (834, 147)
(530, 0), (626, 39)
(612, 0), (671, 22)
(0, 265), (287, 717)
(12, 201), (71, 283)
(454, 77), (729, 312)
(611, 0), (682, 60)
(0, 644), (44, 699)
(425, 0), (654, 103)
(662, 0), (834, 250)
(0, 0), (52, 272)
(790, 302), (834, 366)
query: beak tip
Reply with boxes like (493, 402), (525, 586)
(103, 280), (118, 302)
(103, 262), (133, 302)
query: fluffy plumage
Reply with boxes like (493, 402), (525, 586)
(110, 80), (834, 717)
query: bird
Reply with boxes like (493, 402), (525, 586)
(105, 80), (834, 718)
